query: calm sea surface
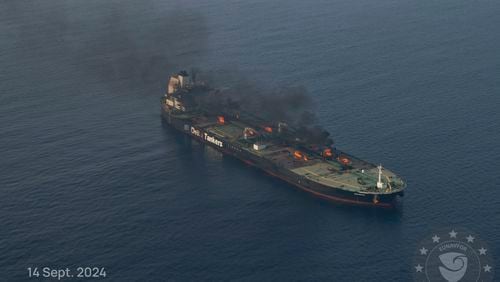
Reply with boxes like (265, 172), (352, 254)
(1, 0), (499, 281)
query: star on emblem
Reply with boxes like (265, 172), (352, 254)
(466, 235), (475, 243)
(432, 235), (440, 243)
(449, 230), (457, 238)
(419, 247), (428, 255)
(483, 265), (492, 272)
(415, 264), (423, 272)
(478, 247), (487, 255)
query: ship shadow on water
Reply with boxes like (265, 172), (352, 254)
(161, 118), (404, 218)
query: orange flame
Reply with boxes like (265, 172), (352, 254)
(294, 151), (303, 159)
(293, 151), (308, 161)
(323, 148), (333, 157)
(217, 116), (225, 124)
(339, 156), (350, 165)
(264, 126), (273, 133)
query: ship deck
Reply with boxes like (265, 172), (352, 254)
(190, 117), (405, 194)
(209, 123), (244, 141)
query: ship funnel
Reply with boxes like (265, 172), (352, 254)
(167, 71), (191, 95)
(177, 70), (190, 87)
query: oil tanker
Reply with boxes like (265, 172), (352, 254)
(161, 71), (406, 207)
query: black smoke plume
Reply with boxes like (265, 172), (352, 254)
(3, 0), (332, 145)
(190, 70), (333, 146)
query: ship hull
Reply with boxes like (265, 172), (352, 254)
(162, 110), (403, 208)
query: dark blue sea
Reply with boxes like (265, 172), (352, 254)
(1, 0), (499, 281)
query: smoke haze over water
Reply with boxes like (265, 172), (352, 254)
(2, 0), (330, 143)
(1, 1), (209, 91)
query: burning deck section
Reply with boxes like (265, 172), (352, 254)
(187, 117), (405, 195)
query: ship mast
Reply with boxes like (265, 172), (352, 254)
(376, 164), (385, 189)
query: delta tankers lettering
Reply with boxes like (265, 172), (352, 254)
(161, 70), (406, 207)
(190, 126), (224, 147)
(190, 126), (201, 137)
(204, 133), (223, 147)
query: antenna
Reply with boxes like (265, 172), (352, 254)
(377, 164), (385, 189)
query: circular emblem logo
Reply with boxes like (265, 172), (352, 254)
(413, 227), (494, 282)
